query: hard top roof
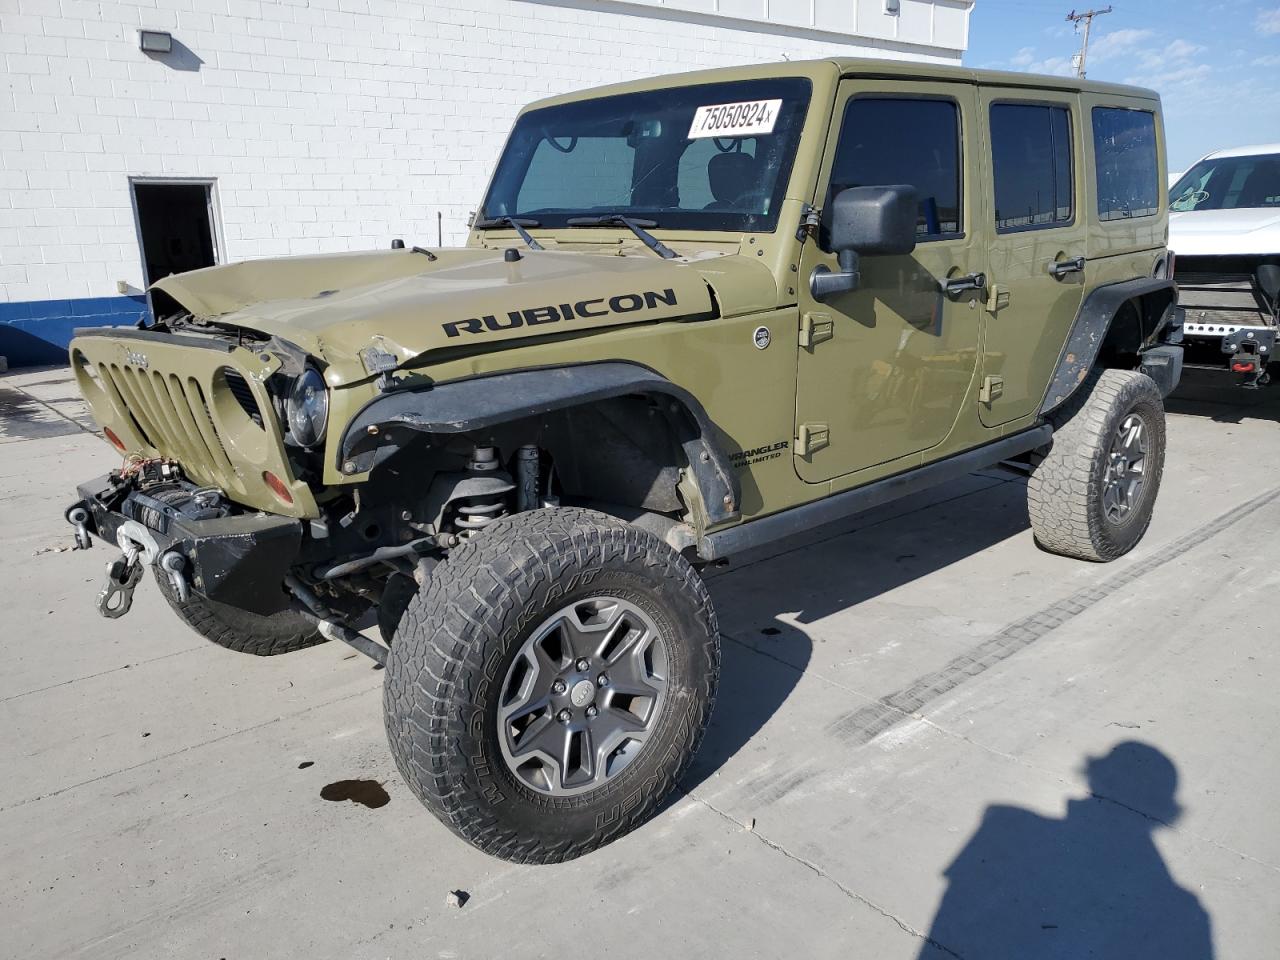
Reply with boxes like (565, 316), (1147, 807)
(1202, 143), (1280, 160)
(523, 57), (1160, 113)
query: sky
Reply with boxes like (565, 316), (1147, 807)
(963, 0), (1280, 174)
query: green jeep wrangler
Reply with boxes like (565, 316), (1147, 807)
(65, 59), (1183, 863)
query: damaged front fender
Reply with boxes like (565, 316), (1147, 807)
(338, 362), (742, 527)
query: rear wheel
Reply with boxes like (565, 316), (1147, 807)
(383, 508), (719, 863)
(1028, 368), (1166, 561)
(155, 573), (326, 656)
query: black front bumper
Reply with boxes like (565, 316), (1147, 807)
(71, 475), (303, 615)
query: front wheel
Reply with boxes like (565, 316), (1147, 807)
(1028, 368), (1167, 562)
(383, 508), (719, 863)
(155, 572), (327, 656)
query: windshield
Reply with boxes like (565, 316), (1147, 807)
(1171, 153), (1280, 212)
(481, 78), (812, 233)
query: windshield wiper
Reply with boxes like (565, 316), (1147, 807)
(474, 216), (543, 251)
(566, 215), (677, 260)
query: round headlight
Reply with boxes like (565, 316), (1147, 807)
(287, 367), (329, 447)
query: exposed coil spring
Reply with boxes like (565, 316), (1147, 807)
(453, 496), (506, 532)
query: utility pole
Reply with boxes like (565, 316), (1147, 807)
(1066, 6), (1112, 78)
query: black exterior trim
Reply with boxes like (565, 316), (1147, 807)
(1138, 344), (1184, 398)
(699, 425), (1053, 561)
(340, 361), (742, 526)
(71, 327), (238, 352)
(74, 476), (303, 615)
(1040, 277), (1178, 417)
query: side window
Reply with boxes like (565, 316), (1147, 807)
(990, 103), (1074, 232)
(825, 97), (962, 246)
(1092, 107), (1159, 221)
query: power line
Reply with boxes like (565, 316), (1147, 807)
(1066, 6), (1112, 78)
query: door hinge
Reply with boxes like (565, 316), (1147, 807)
(799, 311), (834, 348)
(985, 282), (1010, 314)
(979, 375), (1004, 404)
(795, 203), (821, 243)
(796, 421), (830, 457)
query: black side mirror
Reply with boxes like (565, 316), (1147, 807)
(811, 185), (919, 302)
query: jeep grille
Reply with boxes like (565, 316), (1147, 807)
(69, 334), (316, 518)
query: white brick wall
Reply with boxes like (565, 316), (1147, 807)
(0, 0), (969, 304)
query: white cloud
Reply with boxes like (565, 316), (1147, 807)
(1088, 28), (1156, 62)
(1254, 54), (1280, 65)
(1257, 7), (1280, 34)
(1135, 37), (1204, 70)
(1125, 63), (1213, 90)
(1030, 56), (1078, 77)
(997, 44), (1076, 77)
(1018, 54), (1080, 77)
(1164, 38), (1203, 60)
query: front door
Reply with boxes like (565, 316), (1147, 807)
(794, 80), (983, 483)
(978, 90), (1087, 426)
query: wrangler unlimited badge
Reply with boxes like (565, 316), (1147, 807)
(442, 288), (679, 337)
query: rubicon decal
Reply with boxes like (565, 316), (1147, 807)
(443, 288), (679, 338)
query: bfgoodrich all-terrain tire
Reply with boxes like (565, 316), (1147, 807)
(155, 572), (327, 656)
(1028, 368), (1166, 562)
(384, 507), (719, 864)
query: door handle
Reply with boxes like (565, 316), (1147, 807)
(1048, 256), (1086, 278)
(944, 272), (986, 297)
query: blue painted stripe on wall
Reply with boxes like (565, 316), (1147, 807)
(0, 295), (151, 367)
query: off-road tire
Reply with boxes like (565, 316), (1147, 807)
(377, 572), (418, 645)
(383, 507), (719, 864)
(155, 572), (327, 656)
(1028, 368), (1166, 562)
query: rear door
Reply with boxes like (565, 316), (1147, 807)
(978, 89), (1087, 426)
(793, 79), (983, 482)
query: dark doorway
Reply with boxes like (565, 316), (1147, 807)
(132, 181), (218, 286)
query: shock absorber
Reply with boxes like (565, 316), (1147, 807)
(453, 446), (508, 533)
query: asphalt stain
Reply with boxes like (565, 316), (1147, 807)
(760, 626), (782, 636)
(320, 779), (389, 808)
(0, 386), (83, 441)
(297, 760), (314, 769)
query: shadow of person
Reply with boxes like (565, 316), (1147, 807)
(918, 742), (1213, 959)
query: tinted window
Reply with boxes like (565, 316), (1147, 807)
(990, 103), (1074, 231)
(826, 97), (962, 244)
(483, 78), (811, 232)
(1092, 107), (1159, 221)
(1170, 153), (1280, 211)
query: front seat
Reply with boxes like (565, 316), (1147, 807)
(705, 151), (761, 210)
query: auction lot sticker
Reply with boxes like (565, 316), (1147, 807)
(688, 99), (782, 139)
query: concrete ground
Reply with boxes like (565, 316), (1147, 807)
(2, 364), (1277, 959)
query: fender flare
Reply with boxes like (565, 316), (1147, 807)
(1040, 277), (1177, 417)
(338, 361), (742, 525)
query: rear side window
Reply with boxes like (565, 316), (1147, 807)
(1092, 107), (1159, 221)
(990, 103), (1074, 232)
(826, 97), (962, 245)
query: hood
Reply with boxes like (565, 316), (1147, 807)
(1169, 208), (1280, 257)
(153, 247), (778, 385)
